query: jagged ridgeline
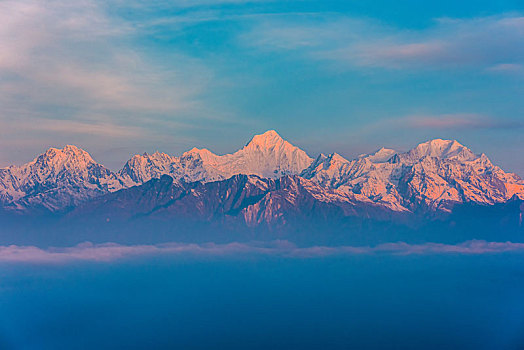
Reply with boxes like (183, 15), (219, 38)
(1, 130), (523, 245)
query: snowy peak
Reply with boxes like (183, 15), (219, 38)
(233, 130), (313, 178)
(26, 145), (112, 181)
(241, 130), (311, 163)
(365, 148), (397, 163)
(36, 145), (96, 170)
(0, 145), (124, 211)
(404, 139), (477, 163)
(180, 130), (313, 180)
(18, 145), (109, 185)
(244, 130), (285, 149)
(310, 153), (350, 170)
(181, 147), (219, 164)
(328, 153), (350, 163)
(119, 151), (179, 185)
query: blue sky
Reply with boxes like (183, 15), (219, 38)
(0, 0), (523, 174)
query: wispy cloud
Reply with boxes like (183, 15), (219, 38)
(0, 0), (209, 108)
(242, 14), (524, 70)
(355, 112), (524, 140)
(3, 118), (143, 138)
(0, 0), (213, 139)
(402, 113), (524, 130)
(486, 63), (524, 76)
(1, 240), (524, 264)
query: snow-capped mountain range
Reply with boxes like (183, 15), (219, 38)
(302, 139), (524, 212)
(1, 130), (523, 215)
(118, 130), (312, 187)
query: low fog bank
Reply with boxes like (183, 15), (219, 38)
(1, 240), (524, 264)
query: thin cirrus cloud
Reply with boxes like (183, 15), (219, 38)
(357, 113), (524, 139)
(243, 14), (524, 70)
(486, 63), (524, 76)
(10, 118), (143, 138)
(1, 240), (524, 264)
(403, 113), (524, 130)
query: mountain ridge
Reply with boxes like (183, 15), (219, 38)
(1, 131), (523, 216)
(118, 130), (313, 187)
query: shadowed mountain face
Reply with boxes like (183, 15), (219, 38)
(1, 131), (523, 245)
(69, 174), (404, 226)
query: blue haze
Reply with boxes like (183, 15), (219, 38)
(1, 254), (524, 349)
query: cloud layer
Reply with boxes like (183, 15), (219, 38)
(1, 240), (524, 264)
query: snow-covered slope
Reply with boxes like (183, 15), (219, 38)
(118, 152), (181, 187)
(119, 130), (314, 186)
(189, 129), (313, 179)
(0, 145), (124, 211)
(302, 139), (524, 212)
